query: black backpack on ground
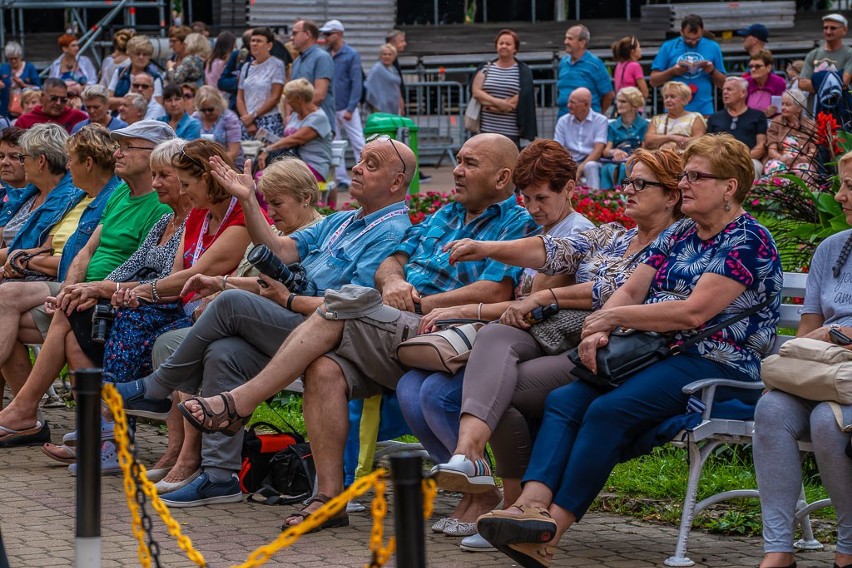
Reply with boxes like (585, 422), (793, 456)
(246, 442), (316, 505)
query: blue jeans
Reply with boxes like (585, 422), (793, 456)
(396, 368), (465, 464)
(522, 353), (750, 520)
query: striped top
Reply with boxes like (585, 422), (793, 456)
(480, 63), (520, 138)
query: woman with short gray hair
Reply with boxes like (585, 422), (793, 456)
(0, 41), (42, 119)
(0, 124), (82, 266)
(71, 85), (128, 134)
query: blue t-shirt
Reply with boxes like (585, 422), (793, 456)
(556, 51), (613, 117)
(291, 44), (337, 133)
(292, 202), (411, 293)
(156, 113), (201, 141)
(396, 196), (539, 296)
(643, 214), (782, 381)
(71, 116), (128, 134)
(651, 36), (726, 116)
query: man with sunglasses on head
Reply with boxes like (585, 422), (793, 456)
(800, 13), (852, 94)
(14, 78), (87, 132)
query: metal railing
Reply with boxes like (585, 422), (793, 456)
(403, 80), (467, 167)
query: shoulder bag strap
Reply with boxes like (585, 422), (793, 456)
(671, 296), (773, 354)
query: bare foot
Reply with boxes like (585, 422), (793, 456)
(151, 451), (179, 470)
(0, 401), (40, 432)
(160, 459), (201, 483)
(457, 488), (502, 522)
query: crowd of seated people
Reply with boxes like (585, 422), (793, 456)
(0, 14), (847, 568)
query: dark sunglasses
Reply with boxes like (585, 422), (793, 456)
(621, 177), (664, 191)
(199, 107), (217, 113)
(180, 147), (206, 170)
(48, 95), (68, 104)
(131, 83), (152, 90)
(366, 134), (405, 175)
(183, 93), (194, 100)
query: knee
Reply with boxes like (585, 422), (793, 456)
(421, 372), (461, 414)
(303, 357), (348, 398)
(810, 402), (844, 439)
(754, 391), (796, 428)
(396, 370), (428, 408)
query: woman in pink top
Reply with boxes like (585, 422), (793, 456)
(205, 31), (236, 101)
(746, 50), (786, 117)
(611, 36), (648, 100)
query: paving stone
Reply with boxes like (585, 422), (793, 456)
(0, 405), (839, 567)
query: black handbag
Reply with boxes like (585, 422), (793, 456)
(567, 298), (772, 390)
(529, 309), (593, 355)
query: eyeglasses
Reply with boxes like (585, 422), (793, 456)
(0, 152), (24, 163)
(179, 147), (206, 170)
(16, 153), (29, 163)
(621, 177), (664, 191)
(131, 83), (152, 90)
(48, 95), (68, 104)
(366, 134), (405, 174)
(677, 170), (721, 184)
(290, 29), (306, 37)
(117, 144), (154, 154)
(199, 107), (216, 113)
(824, 25), (842, 31)
(183, 93), (194, 100)
(747, 63), (765, 69)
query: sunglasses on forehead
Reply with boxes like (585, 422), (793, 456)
(366, 134), (406, 174)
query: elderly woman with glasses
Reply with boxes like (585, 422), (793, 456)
(191, 86), (242, 164)
(475, 133), (782, 568)
(0, 41), (41, 119)
(257, 78), (333, 183)
(0, 124), (82, 267)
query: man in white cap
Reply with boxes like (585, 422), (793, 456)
(321, 19), (366, 197)
(800, 13), (852, 93)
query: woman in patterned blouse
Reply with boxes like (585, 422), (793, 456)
(477, 134), (782, 568)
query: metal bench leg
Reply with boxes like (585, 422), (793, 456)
(666, 439), (722, 567)
(794, 486), (825, 550)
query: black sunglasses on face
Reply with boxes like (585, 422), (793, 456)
(48, 95), (68, 104)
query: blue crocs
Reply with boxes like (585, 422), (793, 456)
(160, 471), (243, 508)
(115, 380), (171, 420)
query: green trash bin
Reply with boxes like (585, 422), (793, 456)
(363, 113), (420, 194)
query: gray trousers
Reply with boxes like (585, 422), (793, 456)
(753, 390), (852, 554)
(462, 324), (576, 478)
(149, 289), (305, 472)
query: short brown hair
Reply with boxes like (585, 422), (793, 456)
(513, 139), (577, 193)
(172, 139), (235, 204)
(627, 148), (684, 219)
(750, 49), (773, 67)
(168, 25), (192, 42)
(682, 134), (754, 203)
(495, 29), (520, 52)
(66, 124), (118, 171)
(299, 20), (320, 40)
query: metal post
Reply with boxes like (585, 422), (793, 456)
(74, 368), (102, 568)
(390, 453), (425, 568)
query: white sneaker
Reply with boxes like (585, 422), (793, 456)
(460, 532), (495, 552)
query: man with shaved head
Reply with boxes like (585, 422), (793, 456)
(554, 87), (608, 189)
(127, 133), (538, 517)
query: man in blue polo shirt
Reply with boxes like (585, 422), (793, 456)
(651, 14), (726, 116)
(556, 25), (613, 118)
(290, 19), (337, 134)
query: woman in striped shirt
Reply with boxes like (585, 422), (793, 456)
(471, 29), (537, 147)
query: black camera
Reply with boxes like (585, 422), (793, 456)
(246, 244), (316, 295)
(91, 303), (115, 344)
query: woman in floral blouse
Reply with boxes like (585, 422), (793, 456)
(476, 133), (782, 568)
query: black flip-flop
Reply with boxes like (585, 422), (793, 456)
(281, 494), (350, 533)
(0, 421), (50, 448)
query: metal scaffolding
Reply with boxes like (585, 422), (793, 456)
(0, 0), (169, 66)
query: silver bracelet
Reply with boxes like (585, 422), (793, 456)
(222, 275), (229, 291)
(477, 302), (483, 320)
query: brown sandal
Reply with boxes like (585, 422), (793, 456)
(281, 493), (350, 533)
(177, 392), (249, 436)
(477, 504), (557, 545)
(40, 443), (77, 464)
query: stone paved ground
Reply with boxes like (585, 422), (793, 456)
(0, 404), (838, 567)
